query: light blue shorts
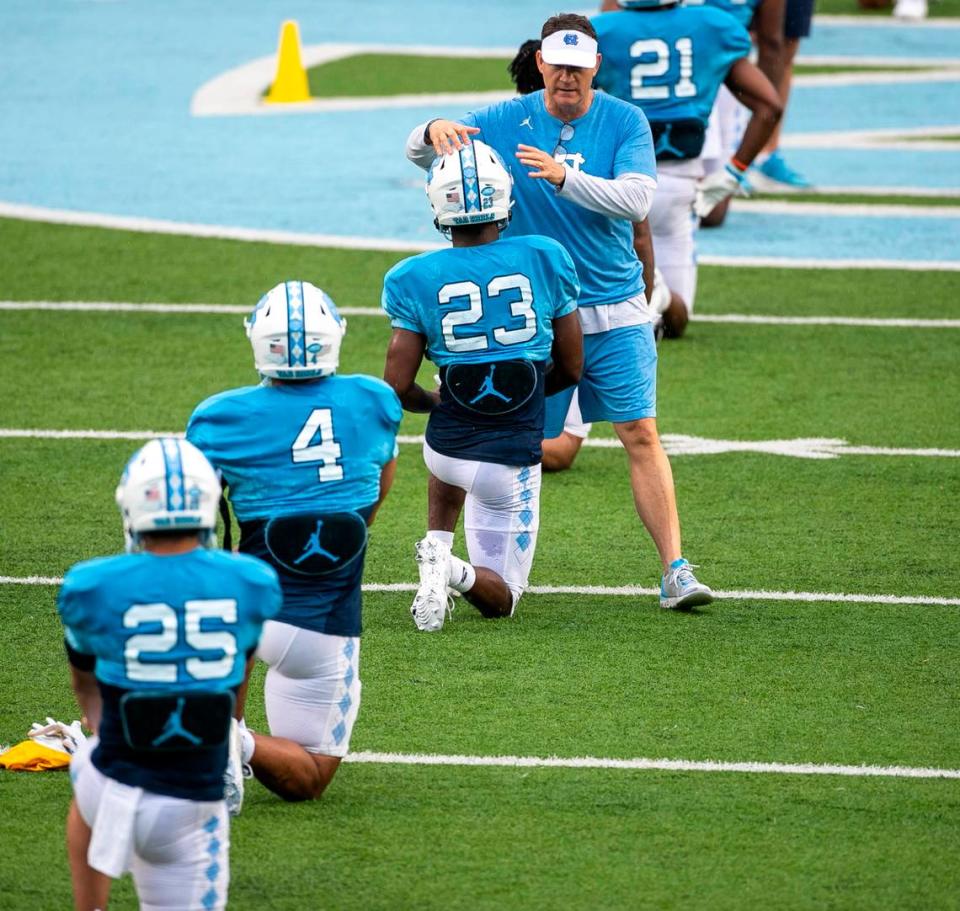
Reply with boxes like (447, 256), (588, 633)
(545, 323), (657, 436)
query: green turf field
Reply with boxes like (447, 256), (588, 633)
(298, 53), (946, 99)
(1, 217), (958, 909)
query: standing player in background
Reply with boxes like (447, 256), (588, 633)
(383, 139), (582, 630)
(188, 281), (401, 801)
(751, 0), (816, 188)
(61, 438), (281, 911)
(693, 0), (786, 226)
(593, 0), (782, 321)
(407, 13), (715, 610)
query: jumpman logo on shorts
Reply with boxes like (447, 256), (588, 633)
(294, 520), (339, 565)
(152, 697), (202, 747)
(655, 124), (685, 160)
(469, 365), (511, 405)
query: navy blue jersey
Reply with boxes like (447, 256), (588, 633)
(383, 235), (578, 466)
(58, 549), (281, 800)
(187, 375), (401, 637)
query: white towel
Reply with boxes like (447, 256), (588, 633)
(87, 777), (143, 877)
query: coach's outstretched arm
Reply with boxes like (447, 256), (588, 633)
(407, 119), (656, 223)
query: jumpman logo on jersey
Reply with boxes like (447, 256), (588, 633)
(469, 365), (511, 405)
(655, 124), (685, 160)
(294, 520), (339, 565)
(519, 116), (534, 130)
(152, 698), (202, 748)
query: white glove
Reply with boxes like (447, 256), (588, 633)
(28, 717), (86, 754)
(693, 164), (751, 218)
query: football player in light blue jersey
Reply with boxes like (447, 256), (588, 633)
(406, 13), (714, 610)
(60, 438), (281, 911)
(593, 0), (782, 317)
(187, 281), (401, 801)
(383, 138), (582, 630)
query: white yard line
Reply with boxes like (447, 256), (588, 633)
(731, 200), (960, 218)
(3, 575), (958, 607)
(782, 123), (960, 150)
(795, 186), (960, 198)
(344, 751), (960, 780)
(3, 428), (959, 460)
(4, 301), (960, 328)
(792, 69), (960, 87)
(3, 203), (959, 270)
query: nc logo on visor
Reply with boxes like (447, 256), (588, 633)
(564, 33), (579, 45)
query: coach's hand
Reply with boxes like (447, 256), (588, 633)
(427, 120), (480, 156)
(516, 145), (566, 188)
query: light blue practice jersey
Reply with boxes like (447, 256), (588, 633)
(690, 0), (761, 31)
(461, 90), (655, 308)
(593, 8), (751, 126)
(187, 376), (402, 522)
(382, 235), (578, 367)
(59, 549), (281, 690)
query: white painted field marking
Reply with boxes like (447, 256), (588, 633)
(732, 200), (960, 218)
(782, 123), (960, 150)
(796, 185), (960, 198)
(344, 751), (960, 780)
(694, 314), (960, 328)
(3, 203), (960, 270)
(5, 301), (960, 328)
(190, 39), (960, 117)
(3, 428), (959, 459)
(191, 42), (517, 117)
(3, 575), (958, 607)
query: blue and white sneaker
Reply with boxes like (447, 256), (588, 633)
(754, 151), (811, 190)
(660, 559), (714, 610)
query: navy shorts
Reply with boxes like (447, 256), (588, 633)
(785, 0), (814, 39)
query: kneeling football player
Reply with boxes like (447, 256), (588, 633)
(382, 138), (583, 630)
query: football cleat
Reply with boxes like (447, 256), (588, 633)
(224, 718), (247, 817)
(893, 0), (927, 18)
(753, 151), (811, 190)
(411, 536), (455, 632)
(660, 559), (714, 610)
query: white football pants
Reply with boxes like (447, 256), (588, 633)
(72, 739), (230, 911)
(423, 442), (542, 607)
(648, 167), (699, 313)
(256, 622), (361, 758)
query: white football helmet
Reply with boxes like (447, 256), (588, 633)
(427, 138), (513, 236)
(245, 281), (346, 380)
(115, 438), (220, 551)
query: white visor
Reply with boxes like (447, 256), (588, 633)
(540, 30), (599, 69)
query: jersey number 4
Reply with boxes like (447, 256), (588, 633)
(292, 408), (344, 482)
(124, 600), (238, 683)
(631, 38), (698, 100)
(439, 274), (536, 353)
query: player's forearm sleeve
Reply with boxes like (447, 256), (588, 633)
(406, 122), (437, 170)
(557, 170), (657, 222)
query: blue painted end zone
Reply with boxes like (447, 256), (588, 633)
(1, 1), (959, 264)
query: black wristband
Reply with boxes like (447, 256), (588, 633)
(423, 119), (441, 145)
